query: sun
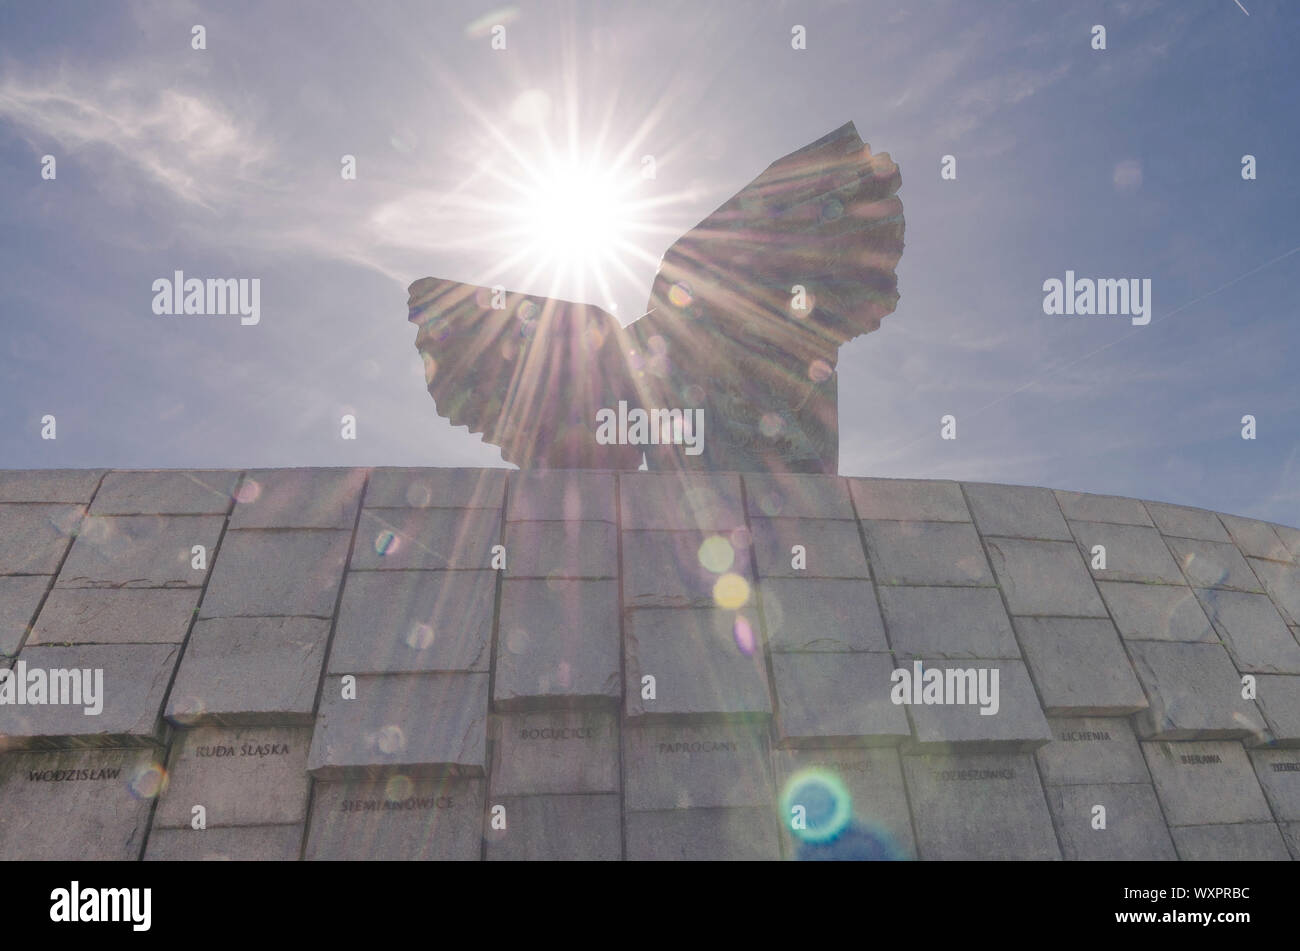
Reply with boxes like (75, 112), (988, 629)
(514, 156), (641, 293)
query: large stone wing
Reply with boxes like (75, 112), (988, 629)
(624, 121), (904, 472)
(407, 278), (642, 469)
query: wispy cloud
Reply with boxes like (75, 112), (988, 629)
(0, 71), (270, 210)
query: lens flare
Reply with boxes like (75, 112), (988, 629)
(713, 572), (750, 609)
(733, 614), (757, 655)
(781, 768), (853, 844)
(385, 774), (415, 801)
(406, 623), (436, 650)
(375, 531), (400, 556)
(234, 478), (262, 504)
(376, 725), (407, 754)
(698, 535), (735, 574)
(127, 763), (168, 801)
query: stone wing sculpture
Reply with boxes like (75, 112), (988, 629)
(407, 120), (904, 471)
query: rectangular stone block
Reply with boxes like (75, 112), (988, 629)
(901, 752), (1061, 860)
(304, 777), (483, 860)
(848, 478), (971, 522)
(1035, 717), (1151, 786)
(624, 609), (771, 719)
(901, 658), (1052, 751)
(1053, 490), (1153, 526)
(1171, 823), (1292, 861)
(771, 652), (910, 748)
(1247, 557), (1300, 625)
(489, 711), (619, 796)
(623, 721), (772, 809)
(166, 617), (329, 725)
(1286, 822), (1300, 860)
(772, 748), (916, 860)
(29, 587), (199, 646)
(328, 570), (495, 675)
(307, 672), (488, 778)
(494, 579), (620, 708)
(878, 585), (1018, 659)
(351, 508), (501, 571)
(507, 470), (616, 523)
(1096, 581), (1216, 643)
(1141, 740), (1273, 825)
(984, 538), (1107, 617)
(1250, 749), (1300, 821)
(1146, 501), (1232, 542)
(1166, 537), (1263, 591)
(1221, 514), (1293, 562)
(199, 529), (350, 619)
(625, 807), (780, 860)
(1255, 675), (1300, 746)
(1045, 783), (1177, 860)
(0, 747), (161, 860)
(0, 504), (83, 575)
(57, 515), (222, 588)
(1068, 521), (1186, 584)
(964, 482), (1070, 541)
(89, 470), (239, 517)
(0, 469), (103, 503)
(0, 643), (178, 747)
(229, 468), (366, 529)
(744, 473), (854, 519)
(619, 472), (744, 530)
(1012, 617), (1147, 715)
(153, 726), (312, 827)
(90, 470), (238, 516)
(484, 794), (621, 860)
(89, 470), (238, 515)
(759, 578), (887, 653)
(862, 520), (993, 586)
(1194, 588), (1300, 674)
(144, 824), (302, 860)
(748, 518), (868, 578)
(0, 575), (50, 656)
(364, 466), (505, 509)
(504, 520), (617, 578)
(1127, 641), (1268, 739)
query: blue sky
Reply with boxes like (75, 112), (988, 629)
(1, 0), (1297, 525)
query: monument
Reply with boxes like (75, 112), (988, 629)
(407, 121), (905, 472)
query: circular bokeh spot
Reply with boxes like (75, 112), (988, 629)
(376, 725), (407, 754)
(385, 774), (415, 801)
(234, 478), (262, 504)
(127, 763), (168, 801)
(759, 413), (785, 438)
(713, 572), (750, 609)
(506, 627), (529, 655)
(668, 283), (693, 308)
(406, 623), (435, 650)
(405, 483), (433, 507)
(808, 359), (833, 383)
(698, 535), (735, 574)
(781, 768), (853, 844)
